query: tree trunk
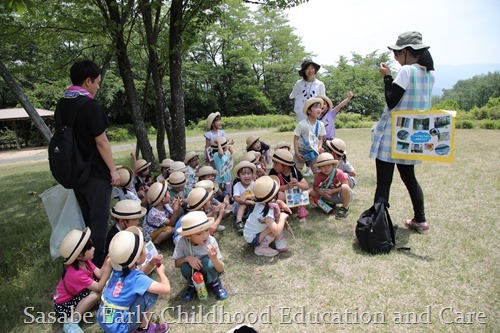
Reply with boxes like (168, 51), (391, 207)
(0, 60), (52, 142)
(139, 0), (169, 162)
(100, 0), (156, 167)
(168, 0), (186, 161)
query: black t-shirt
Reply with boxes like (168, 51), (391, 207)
(57, 95), (110, 180)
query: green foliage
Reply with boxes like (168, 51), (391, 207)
(479, 120), (500, 129)
(432, 99), (460, 111)
(455, 120), (474, 129)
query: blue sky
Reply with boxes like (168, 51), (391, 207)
(285, 0), (500, 67)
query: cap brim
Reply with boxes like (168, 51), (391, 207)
(110, 206), (147, 219)
(177, 217), (215, 236)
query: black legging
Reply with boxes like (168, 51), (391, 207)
(374, 158), (426, 222)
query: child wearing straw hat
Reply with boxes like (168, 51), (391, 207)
(54, 228), (112, 333)
(204, 112), (233, 166)
(293, 97), (326, 176)
(311, 153), (353, 219)
(268, 149), (310, 219)
(325, 138), (357, 188)
(243, 176), (292, 257)
(130, 152), (153, 188)
(246, 135), (272, 165)
(232, 161), (257, 235)
(156, 158), (173, 182)
(112, 165), (145, 205)
(97, 226), (171, 333)
(241, 150), (266, 178)
(318, 92), (353, 143)
(167, 171), (191, 207)
(173, 211), (228, 300)
(197, 166), (230, 207)
(145, 180), (183, 244)
(212, 136), (234, 198)
(104, 199), (147, 258)
(184, 151), (200, 190)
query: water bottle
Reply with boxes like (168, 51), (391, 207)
(225, 181), (232, 198)
(192, 271), (208, 300)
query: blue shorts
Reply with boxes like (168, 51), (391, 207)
(250, 233), (261, 247)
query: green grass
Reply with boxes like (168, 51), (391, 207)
(0, 129), (499, 333)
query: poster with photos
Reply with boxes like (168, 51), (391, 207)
(285, 186), (310, 208)
(219, 155), (234, 178)
(391, 110), (456, 162)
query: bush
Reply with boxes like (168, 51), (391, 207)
(479, 120), (499, 129)
(456, 120), (474, 129)
(107, 127), (131, 141)
(278, 123), (296, 132)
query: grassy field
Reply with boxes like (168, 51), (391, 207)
(0, 128), (498, 333)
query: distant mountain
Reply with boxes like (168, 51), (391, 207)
(433, 64), (500, 96)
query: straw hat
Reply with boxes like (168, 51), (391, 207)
(246, 136), (260, 150)
(388, 31), (430, 51)
(168, 171), (186, 187)
(206, 112), (221, 129)
(275, 141), (291, 150)
(195, 179), (217, 194)
(271, 149), (295, 166)
(314, 153), (339, 167)
(211, 136), (228, 149)
(60, 227), (91, 265)
(177, 211), (214, 237)
(298, 59), (320, 77)
(135, 159), (151, 173)
(184, 151), (199, 164)
(269, 175), (281, 186)
(147, 180), (168, 206)
(241, 151), (261, 164)
(117, 165), (134, 188)
(233, 160), (256, 177)
(196, 165), (217, 178)
(303, 97), (323, 114)
(253, 176), (279, 203)
(169, 161), (187, 173)
(160, 158), (174, 169)
(111, 199), (146, 219)
(108, 226), (144, 271)
(187, 187), (212, 211)
(317, 95), (333, 110)
(326, 138), (347, 156)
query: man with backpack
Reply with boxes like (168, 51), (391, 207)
(54, 60), (120, 267)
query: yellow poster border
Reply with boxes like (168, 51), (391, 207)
(391, 110), (456, 163)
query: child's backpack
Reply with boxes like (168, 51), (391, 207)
(48, 96), (92, 189)
(355, 197), (409, 254)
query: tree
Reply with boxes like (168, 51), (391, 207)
(441, 72), (500, 111)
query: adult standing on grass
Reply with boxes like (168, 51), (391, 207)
(290, 59), (326, 123)
(370, 31), (435, 233)
(57, 60), (120, 267)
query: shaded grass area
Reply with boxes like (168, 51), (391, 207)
(0, 129), (499, 333)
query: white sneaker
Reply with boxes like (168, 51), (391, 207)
(303, 167), (313, 177)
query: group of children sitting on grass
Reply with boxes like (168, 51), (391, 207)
(53, 95), (357, 333)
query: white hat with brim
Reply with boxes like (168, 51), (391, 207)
(135, 159), (151, 173)
(303, 97), (323, 115)
(314, 153), (340, 167)
(60, 227), (91, 265)
(187, 187), (212, 211)
(326, 138), (347, 156)
(147, 180), (168, 207)
(206, 112), (221, 129)
(160, 158), (174, 169)
(241, 151), (261, 164)
(177, 211), (214, 237)
(253, 176), (279, 203)
(196, 166), (217, 178)
(233, 160), (256, 177)
(109, 226), (144, 271)
(271, 149), (295, 166)
(117, 165), (134, 188)
(388, 31), (430, 51)
(169, 161), (187, 173)
(317, 95), (333, 110)
(184, 151), (199, 165)
(168, 171), (187, 187)
(111, 200), (146, 219)
(195, 179), (218, 194)
(211, 136), (228, 149)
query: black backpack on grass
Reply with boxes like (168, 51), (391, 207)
(48, 96), (91, 189)
(355, 197), (406, 254)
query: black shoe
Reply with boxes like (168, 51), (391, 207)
(182, 285), (195, 301)
(235, 221), (244, 235)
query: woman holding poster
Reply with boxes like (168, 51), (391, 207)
(369, 31), (435, 233)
